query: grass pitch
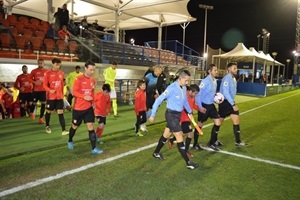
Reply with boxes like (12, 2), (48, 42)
(0, 90), (299, 200)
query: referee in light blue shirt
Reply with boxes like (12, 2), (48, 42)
(219, 62), (247, 147)
(149, 69), (199, 170)
(194, 64), (222, 151)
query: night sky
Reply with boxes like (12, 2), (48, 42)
(126, 0), (297, 64)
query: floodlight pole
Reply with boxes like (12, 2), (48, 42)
(271, 52), (278, 85)
(199, 4), (213, 68)
(286, 59), (291, 79)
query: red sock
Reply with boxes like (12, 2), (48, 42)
(96, 127), (104, 138)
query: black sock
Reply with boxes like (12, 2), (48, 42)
(193, 128), (199, 145)
(69, 127), (76, 142)
(58, 113), (65, 131)
(45, 112), (50, 126)
(20, 107), (26, 117)
(209, 125), (220, 145)
(89, 130), (97, 149)
(177, 142), (189, 163)
(135, 115), (140, 133)
(40, 104), (45, 118)
(185, 137), (192, 151)
(30, 104), (35, 113)
(233, 124), (241, 143)
(154, 135), (167, 153)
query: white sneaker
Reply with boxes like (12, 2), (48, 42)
(140, 124), (148, 132)
(62, 130), (69, 136)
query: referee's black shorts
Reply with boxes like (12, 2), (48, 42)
(165, 109), (181, 133)
(72, 107), (95, 126)
(218, 99), (239, 118)
(181, 121), (192, 134)
(197, 103), (220, 123)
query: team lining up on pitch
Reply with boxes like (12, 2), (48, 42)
(1, 58), (248, 170)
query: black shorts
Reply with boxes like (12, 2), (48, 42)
(181, 121), (192, 134)
(218, 99), (239, 118)
(19, 93), (33, 104)
(146, 96), (155, 110)
(165, 109), (181, 132)
(46, 99), (64, 111)
(33, 91), (46, 102)
(72, 107), (95, 126)
(96, 116), (106, 125)
(197, 103), (220, 123)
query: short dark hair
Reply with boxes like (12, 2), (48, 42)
(111, 61), (118, 65)
(85, 60), (95, 68)
(52, 58), (61, 64)
(178, 69), (191, 78)
(102, 83), (111, 92)
(137, 80), (145, 88)
(75, 65), (81, 70)
(38, 59), (44, 62)
(22, 65), (27, 69)
(207, 64), (216, 72)
(188, 84), (199, 93)
(227, 62), (237, 68)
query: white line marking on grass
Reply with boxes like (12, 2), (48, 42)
(1, 92), (299, 197)
(202, 147), (300, 170)
(0, 143), (157, 198)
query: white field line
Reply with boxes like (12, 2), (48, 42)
(0, 92), (299, 197)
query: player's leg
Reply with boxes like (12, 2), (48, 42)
(19, 93), (26, 117)
(193, 111), (206, 150)
(45, 100), (55, 133)
(229, 112), (247, 146)
(39, 92), (47, 124)
(68, 109), (83, 149)
(95, 116), (105, 144)
(56, 100), (68, 135)
(207, 105), (222, 151)
(110, 90), (118, 117)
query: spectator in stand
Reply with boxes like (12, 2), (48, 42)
(0, 0), (6, 16)
(81, 16), (89, 29)
(47, 24), (59, 39)
(14, 65), (35, 118)
(58, 25), (71, 42)
(53, 8), (61, 29)
(58, 4), (69, 28)
(67, 19), (78, 36)
(92, 20), (99, 30)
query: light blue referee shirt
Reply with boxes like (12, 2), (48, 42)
(151, 81), (192, 117)
(195, 75), (217, 107)
(220, 73), (237, 106)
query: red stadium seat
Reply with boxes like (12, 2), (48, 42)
(19, 16), (29, 26)
(15, 22), (25, 34)
(22, 29), (33, 39)
(7, 15), (17, 26)
(30, 18), (40, 27)
(68, 41), (78, 54)
(28, 37), (42, 51)
(56, 40), (67, 53)
(0, 33), (12, 49)
(14, 35), (26, 49)
(44, 38), (55, 52)
(35, 31), (45, 41)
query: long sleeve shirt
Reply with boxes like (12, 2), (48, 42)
(103, 67), (116, 89)
(220, 73), (237, 106)
(43, 69), (64, 100)
(73, 74), (95, 111)
(151, 81), (192, 117)
(66, 71), (83, 89)
(196, 75), (217, 107)
(134, 89), (147, 115)
(94, 91), (111, 116)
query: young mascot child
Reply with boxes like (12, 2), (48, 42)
(94, 84), (111, 144)
(134, 80), (147, 136)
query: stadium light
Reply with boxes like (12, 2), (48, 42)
(199, 3), (213, 68)
(286, 59), (291, 79)
(271, 52), (278, 85)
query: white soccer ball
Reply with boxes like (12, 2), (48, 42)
(214, 92), (224, 104)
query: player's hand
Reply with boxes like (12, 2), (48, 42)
(149, 116), (155, 123)
(233, 105), (239, 111)
(199, 107), (206, 113)
(20, 87), (25, 92)
(107, 112), (111, 116)
(49, 90), (56, 94)
(84, 95), (93, 101)
(154, 94), (159, 99)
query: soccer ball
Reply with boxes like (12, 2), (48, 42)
(214, 92), (224, 104)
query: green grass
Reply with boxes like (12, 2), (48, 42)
(0, 91), (300, 200)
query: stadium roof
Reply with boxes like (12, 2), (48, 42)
(8, 0), (195, 30)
